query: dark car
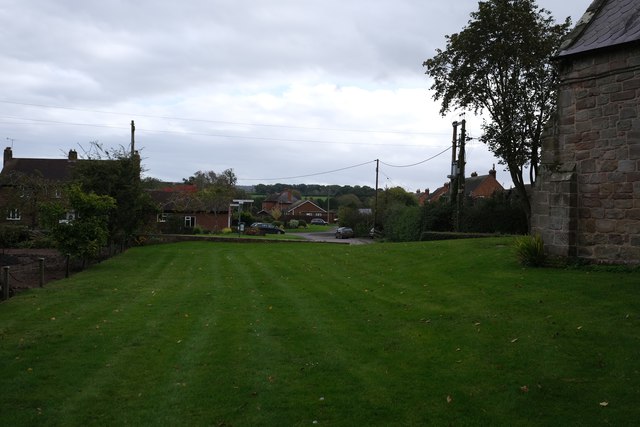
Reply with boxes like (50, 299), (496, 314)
(335, 227), (354, 239)
(250, 222), (285, 234)
(310, 218), (328, 225)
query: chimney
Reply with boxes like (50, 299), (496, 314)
(68, 149), (78, 161)
(471, 172), (478, 177)
(4, 147), (12, 166)
(489, 165), (497, 178)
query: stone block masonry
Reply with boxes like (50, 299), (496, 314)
(532, 45), (640, 264)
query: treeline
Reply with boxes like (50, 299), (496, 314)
(253, 183), (376, 199)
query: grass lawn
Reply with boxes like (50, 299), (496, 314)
(1, 238), (638, 425)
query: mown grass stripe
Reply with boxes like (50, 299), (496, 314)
(1, 238), (638, 425)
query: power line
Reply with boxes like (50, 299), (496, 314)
(379, 146), (451, 168)
(0, 115), (442, 148)
(240, 160), (376, 181)
(0, 99), (449, 137)
(240, 145), (452, 182)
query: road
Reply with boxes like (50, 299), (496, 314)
(297, 228), (373, 245)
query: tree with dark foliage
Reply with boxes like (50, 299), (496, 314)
(423, 0), (570, 227)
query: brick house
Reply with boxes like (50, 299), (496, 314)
(286, 199), (328, 219)
(0, 147), (79, 227)
(148, 184), (231, 232)
(531, 0), (640, 264)
(260, 189), (299, 213)
(422, 167), (504, 204)
(259, 189), (331, 221)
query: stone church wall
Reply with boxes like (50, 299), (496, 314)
(532, 44), (640, 264)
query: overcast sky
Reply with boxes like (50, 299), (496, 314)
(0, 0), (592, 193)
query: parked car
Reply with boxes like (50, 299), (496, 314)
(335, 227), (354, 239)
(250, 222), (285, 234)
(310, 218), (328, 225)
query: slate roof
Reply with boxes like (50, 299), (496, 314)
(1, 158), (75, 181)
(558, 0), (640, 57)
(264, 190), (298, 204)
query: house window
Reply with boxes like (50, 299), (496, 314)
(184, 216), (196, 228)
(157, 213), (169, 223)
(59, 211), (76, 224)
(6, 209), (21, 221)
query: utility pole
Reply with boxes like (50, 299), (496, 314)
(374, 159), (379, 231)
(448, 121), (459, 199)
(456, 119), (467, 231)
(130, 120), (135, 157)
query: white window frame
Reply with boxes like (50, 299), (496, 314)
(184, 216), (196, 228)
(6, 209), (21, 221)
(157, 213), (169, 223)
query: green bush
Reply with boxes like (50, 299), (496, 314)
(462, 193), (528, 234)
(421, 200), (453, 232)
(288, 219), (299, 229)
(514, 234), (546, 267)
(0, 225), (30, 248)
(298, 219), (307, 228)
(384, 205), (422, 242)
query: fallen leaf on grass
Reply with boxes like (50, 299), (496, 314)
(520, 385), (529, 393)
(599, 401), (609, 407)
(511, 338), (518, 343)
(446, 395), (453, 404)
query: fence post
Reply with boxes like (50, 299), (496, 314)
(65, 254), (70, 278)
(2, 266), (9, 300)
(39, 258), (45, 287)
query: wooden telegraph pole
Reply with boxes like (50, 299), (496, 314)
(448, 121), (459, 199)
(130, 120), (136, 156)
(374, 159), (379, 231)
(456, 119), (467, 231)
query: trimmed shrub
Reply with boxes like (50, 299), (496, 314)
(288, 219), (299, 229)
(462, 193), (528, 234)
(421, 200), (454, 232)
(384, 205), (422, 242)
